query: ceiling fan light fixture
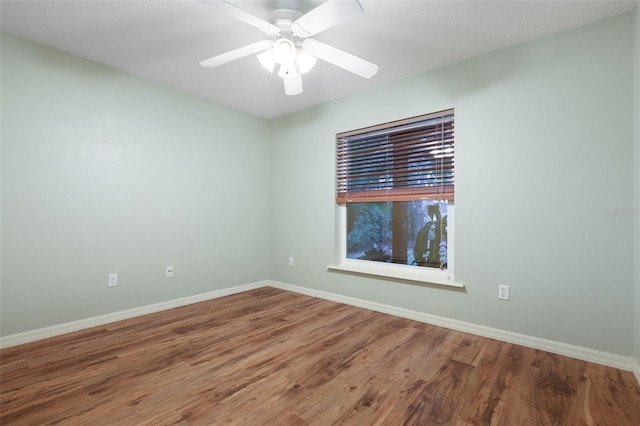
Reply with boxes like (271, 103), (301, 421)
(296, 49), (317, 74)
(256, 49), (276, 73)
(277, 61), (299, 79)
(272, 38), (296, 64)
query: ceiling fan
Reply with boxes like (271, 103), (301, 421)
(199, 0), (378, 96)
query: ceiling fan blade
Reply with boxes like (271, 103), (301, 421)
(199, 0), (280, 36)
(284, 74), (303, 96)
(200, 39), (274, 68)
(292, 0), (363, 38)
(302, 39), (378, 79)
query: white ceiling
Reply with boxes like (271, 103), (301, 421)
(1, 0), (637, 119)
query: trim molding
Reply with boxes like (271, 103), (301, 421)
(0, 281), (267, 349)
(268, 280), (635, 372)
(2, 278), (636, 380)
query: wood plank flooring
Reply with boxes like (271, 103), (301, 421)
(1, 287), (639, 425)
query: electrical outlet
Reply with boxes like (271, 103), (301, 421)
(288, 257), (294, 267)
(108, 273), (118, 287)
(498, 284), (510, 300)
(166, 266), (174, 278)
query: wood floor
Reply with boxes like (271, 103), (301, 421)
(1, 288), (639, 425)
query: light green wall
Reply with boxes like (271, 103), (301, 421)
(269, 14), (636, 355)
(0, 33), (270, 335)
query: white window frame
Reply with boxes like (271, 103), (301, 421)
(328, 201), (463, 288)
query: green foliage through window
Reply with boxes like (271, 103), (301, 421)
(347, 201), (448, 269)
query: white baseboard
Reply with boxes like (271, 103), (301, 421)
(0, 281), (267, 349)
(2, 278), (636, 379)
(267, 280), (635, 372)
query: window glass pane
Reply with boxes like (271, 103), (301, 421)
(346, 201), (448, 269)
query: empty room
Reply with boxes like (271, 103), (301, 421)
(1, 0), (640, 424)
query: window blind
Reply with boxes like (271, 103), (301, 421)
(336, 109), (454, 203)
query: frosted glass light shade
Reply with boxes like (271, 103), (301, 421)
(272, 38), (296, 64)
(296, 49), (317, 74)
(257, 49), (276, 73)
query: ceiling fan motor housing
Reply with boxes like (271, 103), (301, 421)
(268, 9), (304, 40)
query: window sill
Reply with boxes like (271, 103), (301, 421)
(327, 261), (464, 288)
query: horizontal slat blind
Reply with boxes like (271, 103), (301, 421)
(336, 109), (454, 203)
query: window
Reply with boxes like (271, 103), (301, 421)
(330, 109), (460, 287)
(346, 200), (449, 268)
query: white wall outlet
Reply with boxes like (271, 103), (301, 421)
(108, 273), (118, 287)
(166, 266), (174, 278)
(288, 257), (294, 267)
(498, 284), (510, 300)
